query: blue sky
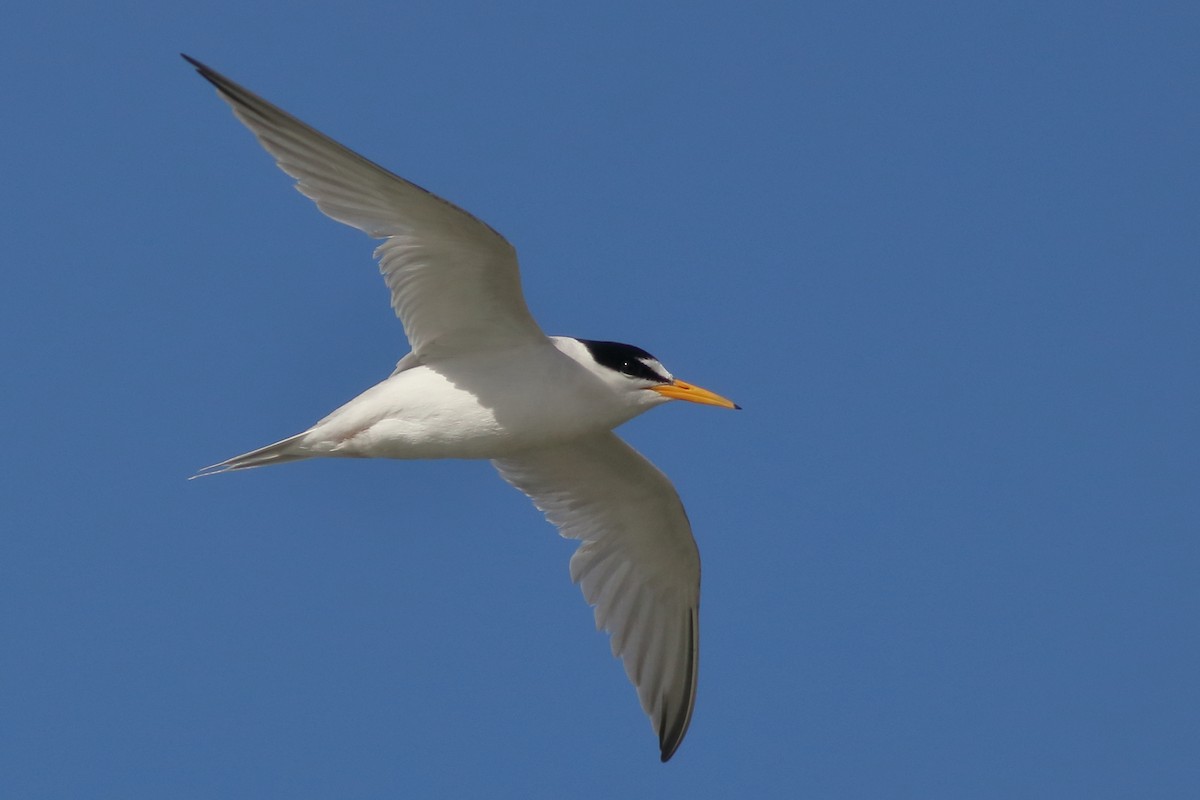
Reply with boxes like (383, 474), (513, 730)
(2, 1), (1197, 797)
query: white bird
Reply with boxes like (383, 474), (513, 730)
(184, 55), (738, 762)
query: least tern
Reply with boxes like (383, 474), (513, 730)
(185, 55), (738, 762)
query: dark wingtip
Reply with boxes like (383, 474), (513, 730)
(657, 714), (686, 762)
(733, 403), (743, 410)
(659, 729), (678, 762)
(180, 53), (202, 70)
(656, 609), (698, 763)
(658, 718), (684, 762)
(180, 54), (224, 91)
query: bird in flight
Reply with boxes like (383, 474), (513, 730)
(184, 55), (738, 762)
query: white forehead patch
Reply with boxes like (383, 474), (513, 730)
(639, 357), (672, 382)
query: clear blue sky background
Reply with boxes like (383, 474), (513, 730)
(2, 2), (1197, 797)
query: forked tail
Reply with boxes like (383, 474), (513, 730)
(191, 432), (311, 478)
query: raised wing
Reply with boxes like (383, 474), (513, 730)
(493, 433), (701, 762)
(184, 55), (545, 358)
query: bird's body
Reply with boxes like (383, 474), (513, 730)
(185, 55), (737, 761)
(210, 337), (664, 467)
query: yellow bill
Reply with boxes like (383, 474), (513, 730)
(651, 379), (740, 410)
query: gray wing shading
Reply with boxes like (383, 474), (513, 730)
(493, 433), (701, 761)
(183, 55), (545, 358)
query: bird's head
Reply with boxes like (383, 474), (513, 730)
(573, 338), (740, 411)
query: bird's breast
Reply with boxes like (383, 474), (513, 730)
(305, 347), (636, 460)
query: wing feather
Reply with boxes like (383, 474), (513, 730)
(493, 433), (701, 761)
(184, 55), (544, 357)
